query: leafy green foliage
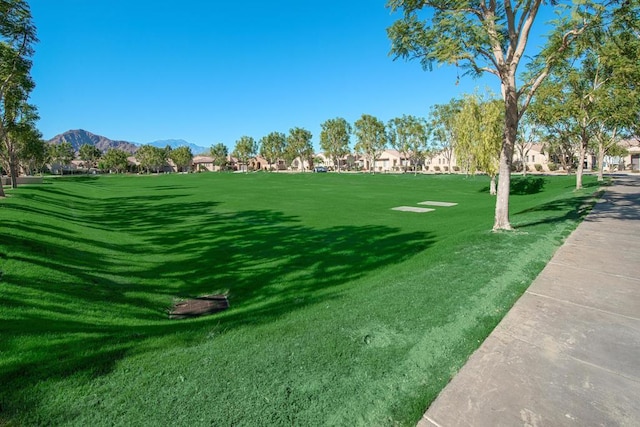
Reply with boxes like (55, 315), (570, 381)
(428, 99), (462, 173)
(169, 146), (193, 172)
(285, 127), (313, 171)
(259, 131), (286, 170)
(319, 117), (352, 172)
(48, 141), (74, 174)
(135, 144), (167, 174)
(388, 114), (431, 174)
(78, 144), (101, 171)
(0, 173), (598, 425)
(232, 136), (257, 172)
(100, 148), (129, 173)
(209, 142), (229, 169)
(354, 114), (387, 174)
(453, 94), (503, 187)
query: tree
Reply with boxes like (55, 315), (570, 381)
(285, 127), (313, 172)
(454, 94), (504, 194)
(101, 148), (129, 173)
(1, 95), (39, 187)
(387, 115), (430, 175)
(588, 2), (640, 181)
(19, 132), (46, 175)
(354, 114), (387, 174)
(78, 143), (101, 172)
(387, 0), (597, 230)
(170, 146), (193, 172)
(319, 117), (351, 173)
(210, 142), (229, 170)
(135, 144), (166, 173)
(429, 100), (462, 174)
(49, 141), (74, 175)
(232, 136), (257, 172)
(259, 131), (286, 171)
(528, 4), (640, 188)
(0, 0), (37, 196)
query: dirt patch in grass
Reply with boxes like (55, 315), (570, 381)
(169, 294), (229, 319)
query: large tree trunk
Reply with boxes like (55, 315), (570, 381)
(597, 140), (605, 182)
(493, 82), (517, 231)
(10, 163), (18, 189)
(576, 131), (587, 190)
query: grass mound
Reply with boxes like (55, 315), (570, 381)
(0, 173), (598, 426)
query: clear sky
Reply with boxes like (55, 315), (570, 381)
(29, 0), (503, 151)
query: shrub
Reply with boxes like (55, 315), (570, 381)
(548, 162), (558, 172)
(434, 166), (441, 172)
(534, 164), (543, 172)
(453, 166), (460, 172)
(443, 166), (449, 172)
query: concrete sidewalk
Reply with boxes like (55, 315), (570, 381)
(419, 175), (640, 427)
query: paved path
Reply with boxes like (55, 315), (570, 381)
(419, 175), (640, 427)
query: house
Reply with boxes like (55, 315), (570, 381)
(315, 152), (358, 171)
(425, 150), (459, 173)
(513, 143), (551, 172)
(377, 149), (409, 172)
(622, 139), (640, 171)
(192, 156), (216, 172)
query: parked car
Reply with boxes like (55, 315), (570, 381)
(313, 166), (328, 173)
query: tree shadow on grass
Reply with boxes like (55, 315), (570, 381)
(0, 183), (435, 419)
(479, 176), (547, 195)
(512, 194), (595, 229)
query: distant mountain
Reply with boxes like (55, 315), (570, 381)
(146, 139), (208, 155)
(48, 129), (138, 154)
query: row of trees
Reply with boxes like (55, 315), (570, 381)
(224, 114), (433, 174)
(15, 141), (195, 177)
(387, 0), (639, 230)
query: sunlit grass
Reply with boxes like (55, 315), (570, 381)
(0, 172), (599, 426)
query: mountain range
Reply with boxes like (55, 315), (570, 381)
(47, 129), (209, 155)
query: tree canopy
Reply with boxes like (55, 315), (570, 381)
(387, 114), (430, 175)
(135, 144), (167, 174)
(354, 114), (387, 174)
(101, 148), (129, 174)
(259, 131), (286, 171)
(170, 146), (193, 172)
(285, 127), (313, 172)
(49, 141), (74, 175)
(78, 144), (101, 171)
(232, 136), (257, 172)
(454, 94), (504, 193)
(210, 143), (229, 170)
(319, 117), (352, 173)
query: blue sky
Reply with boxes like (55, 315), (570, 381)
(29, 1), (508, 151)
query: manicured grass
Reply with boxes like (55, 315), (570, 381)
(0, 172), (599, 426)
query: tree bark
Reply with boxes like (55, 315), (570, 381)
(493, 81), (518, 231)
(597, 141), (605, 182)
(490, 175), (497, 195)
(9, 159), (18, 189)
(576, 131), (587, 190)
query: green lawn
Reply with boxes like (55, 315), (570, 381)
(0, 172), (599, 426)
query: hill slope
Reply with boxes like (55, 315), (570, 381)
(47, 129), (139, 153)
